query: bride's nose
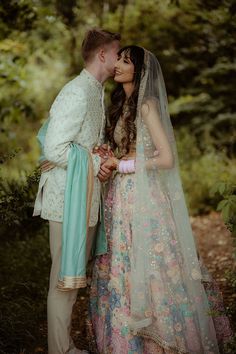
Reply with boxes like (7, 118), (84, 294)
(114, 60), (120, 69)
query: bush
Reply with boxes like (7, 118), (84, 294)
(0, 169), (50, 353)
(0, 168), (43, 240)
(211, 181), (236, 240)
(176, 127), (236, 215)
(209, 182), (236, 352)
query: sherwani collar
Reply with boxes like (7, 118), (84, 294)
(82, 69), (104, 92)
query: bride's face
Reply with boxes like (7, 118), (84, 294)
(114, 51), (135, 83)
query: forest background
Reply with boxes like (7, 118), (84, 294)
(0, 0), (236, 353)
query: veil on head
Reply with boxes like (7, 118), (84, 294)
(130, 49), (219, 352)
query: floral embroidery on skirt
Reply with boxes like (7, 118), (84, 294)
(89, 174), (232, 354)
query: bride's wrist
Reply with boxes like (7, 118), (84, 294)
(112, 157), (120, 170)
(118, 159), (135, 174)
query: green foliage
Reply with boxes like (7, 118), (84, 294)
(0, 0), (37, 37)
(176, 127), (236, 214)
(0, 165), (49, 353)
(0, 167), (43, 239)
(210, 181), (236, 243)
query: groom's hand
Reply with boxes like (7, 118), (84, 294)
(94, 145), (116, 182)
(93, 144), (114, 160)
(97, 157), (119, 182)
(40, 159), (55, 172)
(97, 162), (112, 182)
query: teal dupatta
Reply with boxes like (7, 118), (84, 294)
(36, 119), (107, 291)
(36, 118), (50, 163)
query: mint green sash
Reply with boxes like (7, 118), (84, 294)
(36, 118), (50, 163)
(57, 144), (89, 289)
(36, 121), (107, 290)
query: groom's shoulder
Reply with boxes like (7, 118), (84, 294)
(60, 72), (86, 95)
(50, 72), (86, 111)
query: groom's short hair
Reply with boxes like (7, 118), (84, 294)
(81, 28), (121, 63)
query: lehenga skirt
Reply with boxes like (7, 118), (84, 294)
(89, 173), (232, 354)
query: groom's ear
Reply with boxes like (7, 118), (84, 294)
(98, 48), (106, 63)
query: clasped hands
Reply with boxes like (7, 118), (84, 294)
(93, 144), (118, 182)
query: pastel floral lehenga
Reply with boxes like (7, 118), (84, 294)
(89, 49), (233, 354)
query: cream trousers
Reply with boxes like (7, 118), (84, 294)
(47, 220), (97, 354)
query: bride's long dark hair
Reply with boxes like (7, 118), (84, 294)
(106, 45), (145, 154)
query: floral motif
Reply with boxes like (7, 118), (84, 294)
(167, 267), (180, 284)
(174, 322), (182, 332)
(89, 173), (231, 354)
(154, 243), (164, 253)
(109, 288), (121, 310)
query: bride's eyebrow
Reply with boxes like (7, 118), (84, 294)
(124, 54), (131, 61)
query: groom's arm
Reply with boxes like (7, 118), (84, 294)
(44, 85), (101, 176)
(44, 85), (86, 169)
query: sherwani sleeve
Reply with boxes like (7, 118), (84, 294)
(44, 85), (101, 175)
(91, 154), (101, 177)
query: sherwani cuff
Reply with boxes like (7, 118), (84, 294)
(91, 153), (101, 176)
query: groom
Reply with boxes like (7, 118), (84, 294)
(33, 28), (120, 353)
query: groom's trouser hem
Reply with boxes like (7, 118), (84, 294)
(47, 220), (97, 354)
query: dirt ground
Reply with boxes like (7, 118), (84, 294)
(192, 212), (236, 306)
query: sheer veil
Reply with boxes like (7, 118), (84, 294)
(130, 49), (219, 353)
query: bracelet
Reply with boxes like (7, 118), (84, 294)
(118, 159), (135, 174)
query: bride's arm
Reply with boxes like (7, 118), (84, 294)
(99, 99), (174, 174)
(141, 100), (174, 170)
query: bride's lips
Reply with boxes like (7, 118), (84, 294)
(115, 70), (122, 75)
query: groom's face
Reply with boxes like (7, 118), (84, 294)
(104, 40), (120, 77)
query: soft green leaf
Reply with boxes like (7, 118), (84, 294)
(216, 199), (228, 211)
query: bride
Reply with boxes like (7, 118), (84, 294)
(89, 46), (232, 353)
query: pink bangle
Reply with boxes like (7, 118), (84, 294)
(118, 159), (135, 174)
(118, 160), (124, 173)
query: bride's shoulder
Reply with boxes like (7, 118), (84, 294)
(141, 97), (157, 117)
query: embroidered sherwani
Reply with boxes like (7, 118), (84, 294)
(33, 69), (105, 226)
(33, 69), (106, 354)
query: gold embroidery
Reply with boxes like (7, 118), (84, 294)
(57, 276), (87, 291)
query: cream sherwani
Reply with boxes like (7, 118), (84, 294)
(33, 69), (106, 354)
(33, 69), (105, 226)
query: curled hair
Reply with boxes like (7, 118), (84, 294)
(107, 46), (145, 154)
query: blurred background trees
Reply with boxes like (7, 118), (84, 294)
(1, 0), (235, 198)
(0, 0), (235, 352)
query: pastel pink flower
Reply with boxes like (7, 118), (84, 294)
(171, 239), (178, 245)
